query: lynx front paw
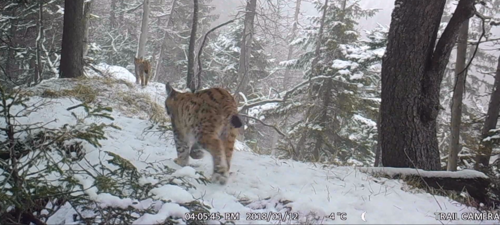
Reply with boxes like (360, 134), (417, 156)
(211, 172), (229, 185)
(174, 157), (188, 166)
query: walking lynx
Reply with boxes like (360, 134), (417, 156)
(134, 57), (151, 87)
(164, 83), (242, 185)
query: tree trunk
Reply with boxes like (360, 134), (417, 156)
(380, 0), (474, 170)
(373, 144), (381, 167)
(59, 0), (85, 78)
(34, 0), (43, 85)
(296, 0), (327, 159)
(282, 0), (301, 89)
(475, 55), (500, 170)
(119, 0), (124, 25)
(374, 113), (382, 167)
(447, 19), (469, 171)
(82, 0), (92, 59)
(235, 0), (257, 99)
(137, 0), (150, 58)
(110, 0), (117, 29)
(186, 0), (198, 92)
(5, 8), (17, 81)
(153, 0), (178, 82)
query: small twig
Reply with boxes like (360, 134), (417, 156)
(402, 148), (443, 211)
(239, 113), (297, 155)
(450, 9), (486, 111)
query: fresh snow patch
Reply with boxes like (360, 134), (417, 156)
(93, 193), (139, 209)
(332, 59), (353, 69)
(133, 203), (189, 225)
(87, 63), (136, 83)
(350, 71), (364, 80)
(172, 166), (199, 178)
(149, 185), (194, 203)
(353, 114), (377, 127)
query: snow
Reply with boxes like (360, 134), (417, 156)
(133, 203), (189, 225)
(86, 63), (137, 83)
(360, 167), (489, 179)
(246, 102), (279, 119)
(331, 59), (354, 69)
(149, 185), (194, 203)
(353, 114), (377, 128)
(350, 71), (364, 80)
(9, 72), (499, 224)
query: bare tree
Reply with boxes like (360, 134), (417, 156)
(137, 0), (150, 58)
(295, 0), (328, 159)
(475, 55), (500, 170)
(235, 0), (257, 99)
(283, 0), (301, 89)
(153, 0), (178, 82)
(447, 19), (469, 171)
(380, 0), (475, 170)
(59, 0), (85, 78)
(110, 0), (117, 29)
(34, 0), (43, 85)
(186, 0), (198, 92)
(83, 0), (93, 59)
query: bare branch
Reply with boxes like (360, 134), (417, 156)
(195, 19), (235, 91)
(239, 113), (296, 154)
(238, 75), (352, 112)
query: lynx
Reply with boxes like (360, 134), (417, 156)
(164, 83), (242, 185)
(134, 57), (151, 87)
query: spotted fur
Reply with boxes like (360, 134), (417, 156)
(164, 82), (242, 185)
(134, 57), (151, 87)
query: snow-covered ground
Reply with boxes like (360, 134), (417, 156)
(6, 65), (500, 224)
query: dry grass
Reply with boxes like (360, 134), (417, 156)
(41, 83), (97, 103)
(36, 76), (168, 124)
(116, 91), (168, 124)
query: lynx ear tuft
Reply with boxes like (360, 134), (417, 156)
(165, 82), (177, 97)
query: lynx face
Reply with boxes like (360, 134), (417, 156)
(134, 57), (151, 87)
(164, 83), (242, 185)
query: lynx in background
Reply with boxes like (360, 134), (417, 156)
(164, 83), (242, 185)
(134, 57), (151, 87)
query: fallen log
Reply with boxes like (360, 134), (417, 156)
(359, 167), (490, 204)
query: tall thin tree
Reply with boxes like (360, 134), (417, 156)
(59, 0), (85, 78)
(34, 0), (43, 84)
(82, 0), (93, 59)
(447, 19), (469, 171)
(475, 55), (500, 170)
(282, 0), (301, 89)
(235, 0), (257, 98)
(137, 0), (150, 58)
(186, 0), (198, 92)
(153, 0), (178, 82)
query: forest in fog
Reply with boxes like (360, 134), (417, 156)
(2, 0), (500, 170)
(2, 0), (500, 224)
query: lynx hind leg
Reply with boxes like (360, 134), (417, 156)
(190, 143), (205, 159)
(198, 135), (228, 185)
(223, 127), (238, 171)
(173, 134), (191, 167)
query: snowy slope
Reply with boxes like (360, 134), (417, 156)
(12, 68), (499, 224)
